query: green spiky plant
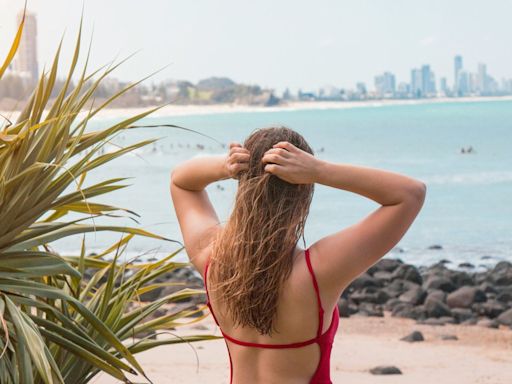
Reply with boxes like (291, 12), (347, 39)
(0, 11), (218, 384)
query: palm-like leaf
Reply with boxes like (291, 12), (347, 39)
(0, 12), (215, 384)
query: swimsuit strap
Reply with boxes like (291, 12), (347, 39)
(203, 248), (325, 347)
(305, 248), (325, 337)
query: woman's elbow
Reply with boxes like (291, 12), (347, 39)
(409, 181), (427, 205)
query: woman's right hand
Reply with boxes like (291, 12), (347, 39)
(261, 141), (322, 184)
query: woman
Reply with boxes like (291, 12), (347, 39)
(170, 126), (426, 384)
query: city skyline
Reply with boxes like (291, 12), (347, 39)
(4, 10), (511, 103)
(1, 0), (512, 94)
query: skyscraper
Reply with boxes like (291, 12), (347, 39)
(477, 63), (488, 94)
(374, 72), (396, 96)
(454, 55), (463, 94)
(13, 11), (39, 81)
(411, 68), (423, 98)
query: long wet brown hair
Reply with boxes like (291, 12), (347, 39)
(209, 126), (315, 335)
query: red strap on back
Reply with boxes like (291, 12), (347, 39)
(203, 248), (326, 346)
(305, 248), (325, 337)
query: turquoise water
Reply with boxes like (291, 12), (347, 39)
(56, 100), (512, 267)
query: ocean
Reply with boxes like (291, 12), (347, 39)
(54, 100), (512, 268)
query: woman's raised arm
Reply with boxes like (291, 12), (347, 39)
(170, 144), (249, 271)
(263, 141), (426, 297)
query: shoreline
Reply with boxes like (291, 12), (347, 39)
(2, 95), (512, 121)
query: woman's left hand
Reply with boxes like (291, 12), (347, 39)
(224, 142), (250, 179)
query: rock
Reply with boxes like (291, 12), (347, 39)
(369, 258), (403, 274)
(400, 331), (424, 342)
(451, 308), (474, 323)
(351, 287), (390, 304)
(417, 318), (446, 326)
(479, 282), (497, 294)
(450, 271), (475, 287)
(458, 262), (475, 269)
(391, 264), (423, 285)
(399, 286), (427, 306)
(384, 298), (402, 312)
(446, 286), (486, 308)
(425, 289), (447, 304)
(488, 261), (512, 286)
(357, 303), (384, 317)
(478, 300), (507, 318)
(438, 316), (457, 324)
(423, 276), (456, 293)
(496, 291), (512, 303)
(370, 366), (402, 375)
(497, 308), (512, 326)
(384, 279), (419, 298)
(391, 303), (415, 319)
(425, 299), (452, 318)
(478, 319), (500, 329)
(373, 271), (393, 282)
(347, 273), (381, 291)
(461, 317), (478, 325)
(428, 244), (443, 250)
(440, 334), (458, 340)
(337, 298), (351, 318)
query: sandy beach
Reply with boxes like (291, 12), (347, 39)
(92, 313), (512, 384)
(2, 95), (512, 123)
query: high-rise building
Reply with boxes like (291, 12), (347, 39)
(13, 11), (39, 81)
(374, 72), (396, 96)
(477, 63), (488, 94)
(421, 65), (436, 96)
(411, 68), (423, 97)
(440, 77), (448, 94)
(454, 55), (463, 94)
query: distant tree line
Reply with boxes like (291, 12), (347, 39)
(0, 74), (280, 110)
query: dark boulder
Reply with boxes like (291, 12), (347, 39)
(417, 318), (446, 326)
(351, 287), (390, 304)
(368, 258), (403, 274)
(384, 279), (419, 298)
(347, 273), (381, 291)
(488, 261), (512, 286)
(479, 282), (497, 294)
(497, 308), (512, 326)
(373, 271), (393, 283)
(440, 334), (458, 340)
(450, 271), (475, 287)
(461, 317), (478, 325)
(446, 286), (486, 308)
(478, 319), (500, 329)
(357, 303), (384, 317)
(425, 299), (452, 318)
(370, 366), (402, 375)
(391, 303), (415, 319)
(337, 298), (351, 318)
(425, 289), (447, 304)
(496, 291), (512, 303)
(400, 331), (424, 342)
(423, 276), (456, 293)
(399, 286), (427, 306)
(451, 308), (474, 323)
(391, 264), (423, 285)
(476, 300), (507, 318)
(458, 262), (475, 269)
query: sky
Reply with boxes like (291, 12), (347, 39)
(1, 0), (512, 93)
